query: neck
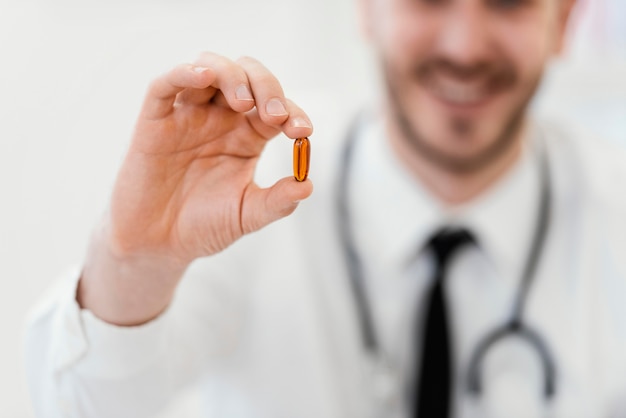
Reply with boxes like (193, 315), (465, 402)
(386, 115), (526, 207)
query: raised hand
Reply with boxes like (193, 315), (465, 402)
(78, 53), (313, 325)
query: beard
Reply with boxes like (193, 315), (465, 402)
(383, 57), (543, 174)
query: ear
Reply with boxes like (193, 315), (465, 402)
(553, 0), (577, 54)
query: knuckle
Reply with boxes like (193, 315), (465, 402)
(196, 52), (236, 73)
(208, 56), (241, 77)
(248, 68), (280, 89)
(147, 78), (163, 95)
(196, 50), (220, 61)
(236, 55), (259, 65)
(249, 68), (279, 88)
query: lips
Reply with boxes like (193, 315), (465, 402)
(431, 76), (490, 106)
(416, 61), (515, 109)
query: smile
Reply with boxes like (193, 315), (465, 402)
(430, 76), (493, 107)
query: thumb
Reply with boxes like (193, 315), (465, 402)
(241, 177), (314, 234)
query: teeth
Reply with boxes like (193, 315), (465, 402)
(434, 78), (487, 105)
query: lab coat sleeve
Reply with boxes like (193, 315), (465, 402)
(24, 260), (248, 418)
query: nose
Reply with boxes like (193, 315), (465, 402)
(436, 3), (492, 69)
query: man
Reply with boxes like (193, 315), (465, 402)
(25, 0), (626, 417)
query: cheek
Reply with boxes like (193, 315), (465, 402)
(492, 16), (556, 85)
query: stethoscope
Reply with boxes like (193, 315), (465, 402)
(334, 113), (558, 413)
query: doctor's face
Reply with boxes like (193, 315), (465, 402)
(363, 0), (574, 172)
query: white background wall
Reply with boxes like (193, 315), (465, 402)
(0, 0), (624, 416)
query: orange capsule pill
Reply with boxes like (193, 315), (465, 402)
(293, 137), (311, 182)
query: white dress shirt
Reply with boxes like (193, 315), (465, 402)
(24, 110), (626, 418)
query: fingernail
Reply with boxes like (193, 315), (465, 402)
(290, 117), (312, 129)
(235, 85), (254, 101)
(266, 98), (287, 116)
(192, 66), (211, 74)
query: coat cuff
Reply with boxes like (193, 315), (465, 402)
(50, 267), (169, 380)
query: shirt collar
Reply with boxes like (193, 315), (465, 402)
(459, 134), (540, 280)
(350, 114), (540, 280)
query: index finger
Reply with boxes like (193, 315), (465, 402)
(141, 64), (217, 120)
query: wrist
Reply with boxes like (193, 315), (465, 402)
(77, 217), (189, 326)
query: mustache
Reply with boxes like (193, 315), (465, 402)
(413, 58), (517, 87)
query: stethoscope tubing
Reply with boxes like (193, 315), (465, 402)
(334, 112), (558, 404)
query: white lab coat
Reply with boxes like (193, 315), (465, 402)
(24, 112), (626, 418)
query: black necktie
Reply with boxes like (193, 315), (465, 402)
(415, 228), (474, 418)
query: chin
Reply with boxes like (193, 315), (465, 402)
(398, 110), (525, 173)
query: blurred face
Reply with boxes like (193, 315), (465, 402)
(363, 0), (573, 173)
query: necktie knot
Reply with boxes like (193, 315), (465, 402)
(427, 227), (475, 269)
